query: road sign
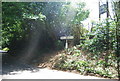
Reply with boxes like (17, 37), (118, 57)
(60, 36), (74, 49)
(60, 36), (74, 40)
(99, 4), (107, 14)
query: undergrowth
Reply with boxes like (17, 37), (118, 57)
(52, 46), (118, 79)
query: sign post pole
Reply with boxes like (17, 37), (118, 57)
(60, 36), (74, 49)
(65, 39), (68, 49)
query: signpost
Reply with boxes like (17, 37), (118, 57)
(99, 4), (107, 15)
(60, 36), (74, 49)
(99, 1), (107, 19)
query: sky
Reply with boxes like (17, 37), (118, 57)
(81, 0), (99, 30)
(77, 0), (113, 30)
(66, 0), (112, 30)
(68, 0), (101, 30)
(65, 0), (103, 30)
(82, 0), (111, 20)
(69, 0), (100, 21)
(83, 0), (99, 21)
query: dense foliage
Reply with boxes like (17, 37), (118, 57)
(1, 1), (119, 79)
(82, 19), (116, 56)
(46, 1), (120, 79)
(2, 2), (89, 55)
(51, 46), (118, 79)
(51, 17), (119, 78)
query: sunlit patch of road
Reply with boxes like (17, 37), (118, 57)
(2, 68), (107, 79)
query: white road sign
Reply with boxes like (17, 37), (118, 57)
(60, 36), (74, 40)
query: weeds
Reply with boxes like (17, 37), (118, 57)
(52, 46), (118, 79)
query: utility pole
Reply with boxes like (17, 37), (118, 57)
(99, 0), (101, 20)
(104, 0), (110, 68)
(106, 0), (109, 18)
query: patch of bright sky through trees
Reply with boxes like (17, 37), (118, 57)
(68, 0), (114, 31)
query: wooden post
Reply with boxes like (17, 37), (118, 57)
(65, 39), (68, 49)
(104, 0), (110, 68)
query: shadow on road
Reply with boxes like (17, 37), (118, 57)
(2, 50), (58, 75)
(2, 53), (42, 75)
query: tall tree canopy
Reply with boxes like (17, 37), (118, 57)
(2, 2), (89, 55)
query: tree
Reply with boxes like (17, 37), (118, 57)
(2, 2), (47, 54)
(112, 1), (120, 79)
(59, 2), (89, 45)
(2, 2), (29, 51)
(2, 2), (89, 55)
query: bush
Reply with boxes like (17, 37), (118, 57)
(52, 46), (118, 78)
